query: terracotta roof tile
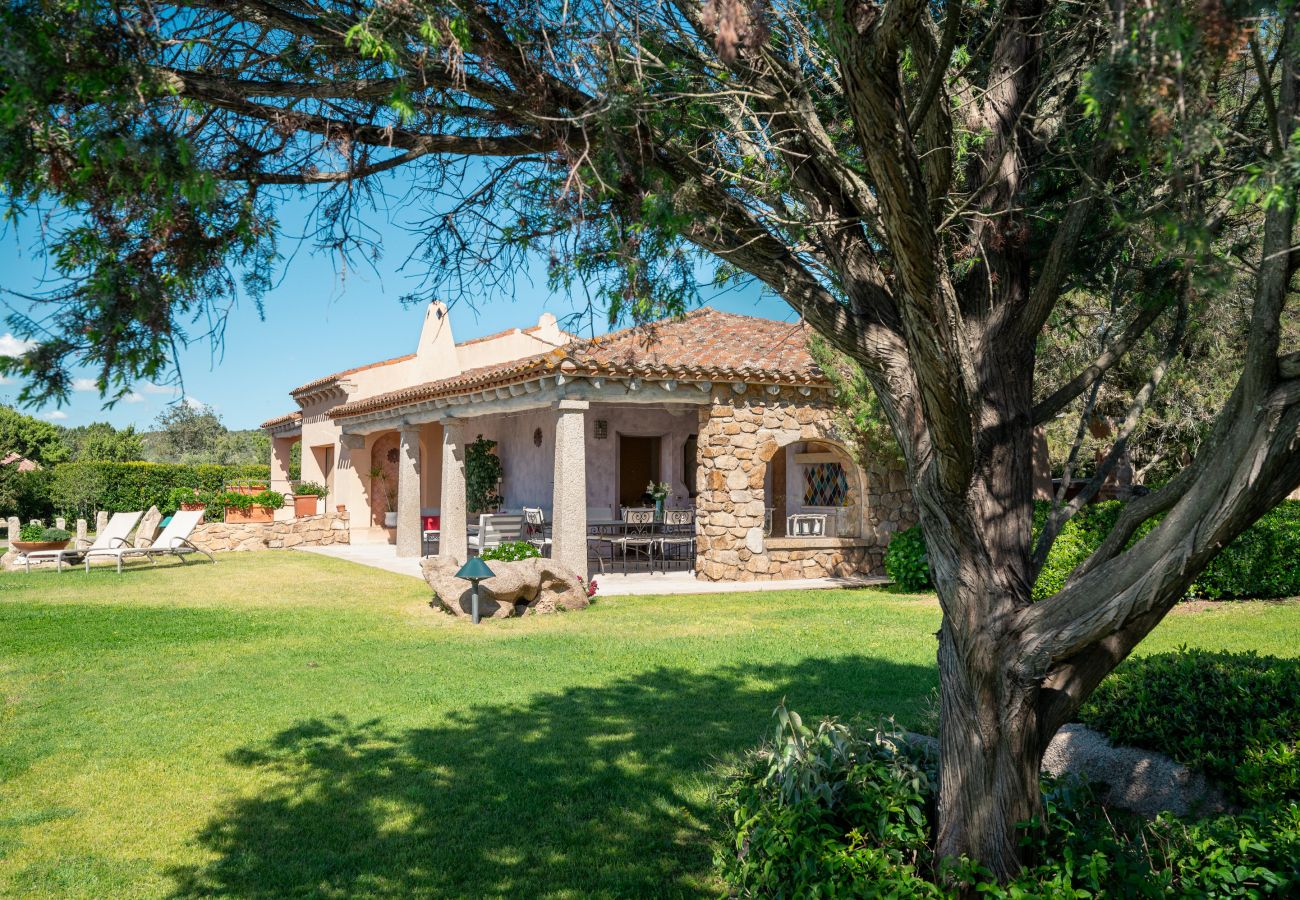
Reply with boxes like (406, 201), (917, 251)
(260, 410), (303, 429)
(329, 309), (823, 421)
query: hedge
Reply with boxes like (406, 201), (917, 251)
(45, 461), (271, 516)
(1080, 648), (1300, 807)
(885, 500), (1300, 600)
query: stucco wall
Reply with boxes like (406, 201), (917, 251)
(466, 403), (700, 514)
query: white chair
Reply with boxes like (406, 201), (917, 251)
(19, 511), (142, 573)
(467, 513), (526, 555)
(522, 507), (552, 556)
(84, 509), (215, 573)
(787, 514), (828, 537)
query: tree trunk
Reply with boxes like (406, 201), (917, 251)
(934, 621), (1044, 882)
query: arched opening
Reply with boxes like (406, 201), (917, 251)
(761, 439), (862, 538)
(368, 431), (401, 527)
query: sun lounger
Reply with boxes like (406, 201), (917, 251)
(83, 509), (215, 573)
(19, 511), (143, 573)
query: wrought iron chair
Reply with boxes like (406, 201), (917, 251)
(607, 507), (657, 573)
(657, 508), (696, 571)
(522, 507), (552, 556)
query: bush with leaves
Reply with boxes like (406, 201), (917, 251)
(48, 462), (269, 514)
(214, 490), (284, 512)
(480, 541), (541, 562)
(465, 436), (503, 514)
(884, 525), (931, 592)
(0, 465), (53, 521)
(17, 523), (71, 543)
(50, 462), (107, 519)
(714, 707), (1300, 896)
(1080, 648), (1300, 807)
(294, 481), (328, 497)
(887, 501), (1299, 600)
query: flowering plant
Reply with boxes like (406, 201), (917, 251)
(586, 577), (599, 598)
(646, 480), (671, 501)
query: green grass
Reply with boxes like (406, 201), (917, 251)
(1, 554), (1298, 898)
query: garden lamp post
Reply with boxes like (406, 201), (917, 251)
(455, 557), (495, 624)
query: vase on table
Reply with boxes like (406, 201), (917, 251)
(654, 498), (665, 522)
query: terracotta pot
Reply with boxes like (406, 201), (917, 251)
(225, 505), (275, 524)
(13, 540), (71, 553)
(293, 495), (320, 517)
(228, 485), (268, 496)
(336, 504), (347, 514)
(180, 502), (206, 512)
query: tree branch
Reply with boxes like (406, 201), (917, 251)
(1032, 297), (1169, 424)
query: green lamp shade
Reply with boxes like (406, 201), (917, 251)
(456, 557), (495, 581)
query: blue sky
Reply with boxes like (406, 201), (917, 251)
(0, 180), (794, 430)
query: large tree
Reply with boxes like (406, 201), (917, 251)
(2, 0), (1298, 878)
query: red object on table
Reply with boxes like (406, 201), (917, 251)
(422, 515), (440, 531)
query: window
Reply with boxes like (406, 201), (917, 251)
(803, 462), (848, 507)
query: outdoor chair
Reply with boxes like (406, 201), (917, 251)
(421, 507), (441, 557)
(657, 508), (696, 571)
(607, 507), (657, 573)
(522, 507), (552, 556)
(586, 506), (615, 523)
(467, 513), (525, 556)
(83, 509), (215, 573)
(787, 513), (828, 537)
(18, 510), (142, 573)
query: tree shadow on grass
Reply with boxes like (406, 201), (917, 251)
(169, 656), (935, 898)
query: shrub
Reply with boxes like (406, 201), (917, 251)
(0, 466), (54, 521)
(294, 481), (328, 497)
(214, 490), (285, 511)
(1080, 648), (1300, 806)
(884, 525), (931, 591)
(884, 500), (1300, 600)
(17, 523), (71, 542)
(714, 707), (1300, 896)
(480, 541), (541, 562)
(46, 461), (270, 515)
(1193, 501), (1300, 599)
(50, 463), (108, 519)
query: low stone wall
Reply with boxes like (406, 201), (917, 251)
(190, 511), (349, 553)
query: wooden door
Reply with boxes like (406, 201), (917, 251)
(771, 446), (788, 536)
(619, 435), (661, 509)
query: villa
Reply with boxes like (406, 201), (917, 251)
(261, 303), (917, 581)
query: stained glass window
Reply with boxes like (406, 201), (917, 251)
(803, 462), (848, 507)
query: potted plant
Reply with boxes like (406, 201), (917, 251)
(226, 479), (269, 497)
(217, 489), (284, 524)
(13, 523), (73, 553)
(369, 466), (398, 527)
(293, 481), (327, 517)
(466, 436), (503, 518)
(167, 487), (207, 513)
(647, 480), (671, 521)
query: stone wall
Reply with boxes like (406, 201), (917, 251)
(190, 511), (350, 552)
(694, 387), (916, 582)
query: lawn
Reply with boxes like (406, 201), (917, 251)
(1, 554), (1298, 898)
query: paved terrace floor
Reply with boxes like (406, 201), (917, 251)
(297, 543), (889, 596)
